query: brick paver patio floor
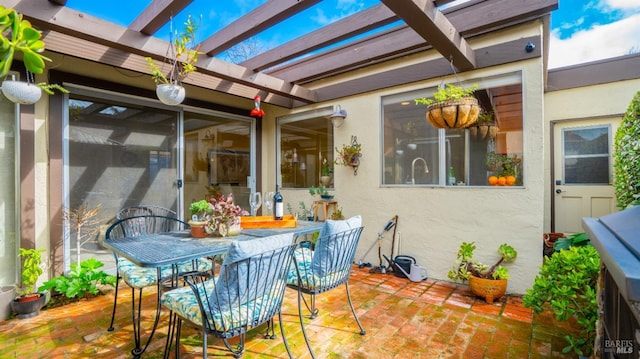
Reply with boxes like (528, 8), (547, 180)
(0, 265), (579, 358)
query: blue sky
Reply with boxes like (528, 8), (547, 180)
(66, 0), (640, 69)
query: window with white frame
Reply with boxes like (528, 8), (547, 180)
(381, 72), (524, 187)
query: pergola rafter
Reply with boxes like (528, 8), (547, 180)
(8, 0), (559, 108)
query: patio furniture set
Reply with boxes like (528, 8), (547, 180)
(102, 206), (365, 358)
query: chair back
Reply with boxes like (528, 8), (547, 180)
(116, 205), (177, 220)
(186, 241), (297, 336)
(294, 226), (364, 293)
(106, 215), (189, 240)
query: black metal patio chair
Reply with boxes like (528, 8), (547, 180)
(115, 205), (177, 220)
(286, 217), (366, 359)
(161, 233), (297, 358)
(105, 215), (212, 340)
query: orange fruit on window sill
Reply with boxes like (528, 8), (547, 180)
(505, 175), (516, 186)
(488, 176), (498, 185)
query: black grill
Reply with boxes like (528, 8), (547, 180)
(583, 206), (640, 358)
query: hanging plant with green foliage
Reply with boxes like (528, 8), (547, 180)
(614, 91), (640, 209)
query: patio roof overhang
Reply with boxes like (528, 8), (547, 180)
(10, 0), (557, 108)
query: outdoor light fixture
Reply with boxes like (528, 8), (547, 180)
(329, 105), (347, 128)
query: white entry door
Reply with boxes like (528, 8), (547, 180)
(553, 119), (619, 233)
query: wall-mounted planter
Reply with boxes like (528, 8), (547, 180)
(156, 84), (185, 106)
(1, 80), (42, 104)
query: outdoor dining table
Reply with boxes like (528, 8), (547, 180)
(102, 220), (324, 358)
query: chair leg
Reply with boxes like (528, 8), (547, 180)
(297, 288), (316, 359)
(278, 311), (294, 359)
(345, 282), (366, 335)
(163, 311), (180, 359)
(264, 318), (276, 339)
(107, 272), (121, 331)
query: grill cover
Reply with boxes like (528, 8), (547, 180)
(583, 206), (640, 302)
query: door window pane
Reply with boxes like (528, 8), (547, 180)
(67, 95), (178, 267)
(563, 126), (610, 184)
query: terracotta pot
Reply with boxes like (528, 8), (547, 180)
(426, 97), (480, 129)
(11, 293), (46, 319)
(189, 223), (208, 238)
(468, 275), (507, 304)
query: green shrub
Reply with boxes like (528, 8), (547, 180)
(614, 91), (640, 209)
(39, 258), (116, 299)
(523, 246), (599, 356)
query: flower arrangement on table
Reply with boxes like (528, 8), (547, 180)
(204, 193), (249, 237)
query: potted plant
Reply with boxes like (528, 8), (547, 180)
(469, 110), (497, 141)
(447, 241), (518, 303)
(0, 6), (68, 104)
(335, 135), (362, 175)
(309, 185), (333, 200)
(11, 248), (47, 319)
(204, 193), (248, 237)
(485, 152), (520, 186)
(320, 158), (332, 187)
(188, 199), (211, 238)
(146, 15), (201, 106)
(415, 83), (480, 129)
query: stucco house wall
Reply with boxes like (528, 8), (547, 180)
(543, 77), (640, 231)
(271, 22), (546, 295)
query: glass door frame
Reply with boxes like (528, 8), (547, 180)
(61, 85), (185, 272)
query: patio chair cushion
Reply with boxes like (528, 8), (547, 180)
(215, 233), (294, 308)
(118, 257), (212, 289)
(313, 215), (361, 276)
(162, 278), (285, 330)
(286, 247), (349, 289)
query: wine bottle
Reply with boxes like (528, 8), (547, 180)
(274, 185), (284, 220)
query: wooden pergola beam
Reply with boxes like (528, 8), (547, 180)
(241, 4), (398, 72)
(13, 0), (318, 104)
(129, 0), (194, 35)
(198, 0), (321, 57)
(380, 0), (476, 71)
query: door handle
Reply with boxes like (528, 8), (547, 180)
(555, 189), (563, 194)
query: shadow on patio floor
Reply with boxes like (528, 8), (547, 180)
(0, 265), (579, 358)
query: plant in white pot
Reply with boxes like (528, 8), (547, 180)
(146, 15), (201, 106)
(0, 6), (68, 104)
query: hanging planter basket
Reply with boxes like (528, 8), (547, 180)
(469, 122), (498, 141)
(425, 97), (480, 129)
(1, 80), (42, 105)
(156, 84), (185, 106)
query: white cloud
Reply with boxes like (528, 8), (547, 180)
(603, 0), (640, 10)
(548, 13), (640, 68)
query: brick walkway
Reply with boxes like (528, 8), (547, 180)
(0, 266), (578, 358)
